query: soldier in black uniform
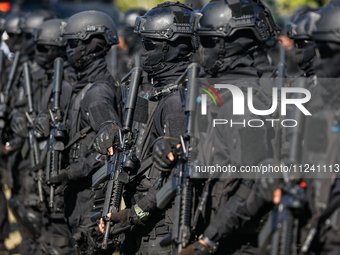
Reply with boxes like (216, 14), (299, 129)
(296, 2), (340, 254)
(31, 18), (74, 255)
(94, 2), (197, 254)
(287, 8), (319, 78)
(111, 8), (146, 81)
(172, 0), (281, 254)
(0, 10), (9, 255)
(4, 10), (55, 255)
(48, 10), (122, 255)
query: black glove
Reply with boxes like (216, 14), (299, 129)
(111, 206), (145, 226)
(94, 122), (121, 155)
(178, 242), (210, 255)
(153, 137), (180, 172)
(34, 109), (51, 138)
(11, 111), (28, 138)
(49, 169), (70, 185)
(107, 205), (147, 236)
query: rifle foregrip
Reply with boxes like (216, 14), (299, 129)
(102, 221), (111, 250)
(112, 181), (123, 210)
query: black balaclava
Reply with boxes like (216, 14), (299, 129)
(35, 45), (67, 70)
(6, 33), (23, 52)
(198, 30), (257, 76)
(21, 33), (35, 58)
(141, 37), (193, 76)
(294, 40), (316, 75)
(66, 35), (108, 71)
(313, 42), (340, 94)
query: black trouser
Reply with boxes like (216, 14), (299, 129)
(64, 186), (114, 255)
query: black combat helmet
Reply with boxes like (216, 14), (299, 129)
(192, 0), (279, 75)
(134, 1), (197, 74)
(5, 13), (26, 53)
(119, 8), (146, 52)
(61, 10), (119, 46)
(306, 1), (340, 91)
(32, 19), (67, 70)
(19, 10), (55, 36)
(5, 13), (22, 35)
(134, 1), (198, 50)
(287, 7), (319, 40)
(120, 8), (146, 29)
(309, 0), (340, 44)
(32, 19), (66, 47)
(192, 0), (279, 45)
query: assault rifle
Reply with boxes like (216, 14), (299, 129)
(22, 62), (44, 203)
(46, 57), (65, 208)
(155, 62), (200, 252)
(259, 77), (308, 255)
(0, 51), (20, 128)
(91, 67), (143, 250)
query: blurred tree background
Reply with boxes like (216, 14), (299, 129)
(114, 0), (330, 15)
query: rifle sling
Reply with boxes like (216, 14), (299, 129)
(129, 155), (153, 183)
(64, 126), (92, 150)
(301, 195), (340, 253)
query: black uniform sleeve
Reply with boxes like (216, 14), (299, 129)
(68, 82), (121, 180)
(80, 82), (122, 132)
(151, 91), (185, 144)
(68, 153), (104, 181)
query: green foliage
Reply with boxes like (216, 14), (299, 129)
(275, 0), (329, 14)
(114, 0), (185, 12)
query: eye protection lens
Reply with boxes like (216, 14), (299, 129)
(68, 39), (79, 49)
(294, 40), (309, 49)
(36, 44), (51, 53)
(142, 38), (156, 51)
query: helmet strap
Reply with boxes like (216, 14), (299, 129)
(162, 41), (169, 62)
(207, 37), (246, 76)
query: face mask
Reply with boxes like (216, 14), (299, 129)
(313, 43), (340, 80)
(35, 45), (62, 70)
(140, 39), (164, 72)
(66, 45), (84, 71)
(21, 36), (35, 57)
(295, 43), (315, 71)
(198, 35), (251, 74)
(6, 34), (22, 52)
(198, 43), (219, 71)
(66, 36), (108, 71)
